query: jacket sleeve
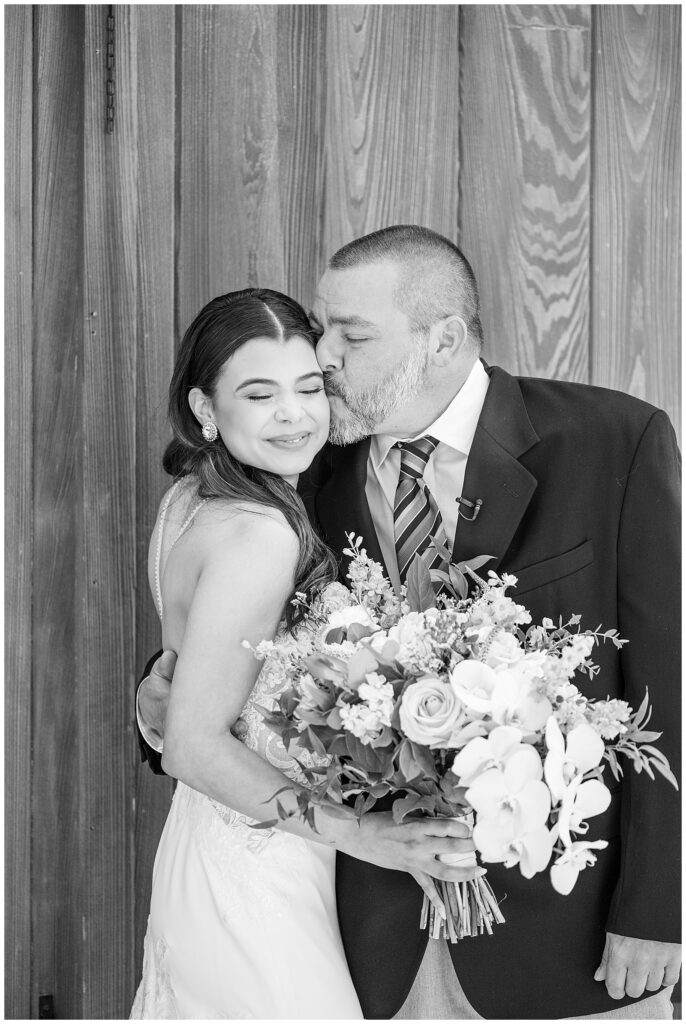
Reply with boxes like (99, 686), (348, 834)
(136, 650), (167, 776)
(606, 409), (681, 942)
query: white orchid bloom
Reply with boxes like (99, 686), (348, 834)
(550, 840), (608, 895)
(557, 772), (611, 847)
(466, 747), (550, 831)
(544, 717), (606, 804)
(473, 817), (554, 879)
(468, 742), (554, 878)
(451, 725), (524, 786)
(491, 666), (553, 733)
(450, 660), (498, 714)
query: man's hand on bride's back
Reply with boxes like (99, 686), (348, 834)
(341, 811), (482, 882)
(139, 650), (176, 743)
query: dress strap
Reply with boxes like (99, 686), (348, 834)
(154, 479), (183, 622)
(172, 497), (208, 547)
(154, 478), (208, 623)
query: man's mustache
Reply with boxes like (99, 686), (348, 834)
(323, 372), (347, 399)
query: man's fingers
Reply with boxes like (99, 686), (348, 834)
(664, 963), (681, 987)
(645, 968), (665, 992)
(593, 952), (607, 982)
(624, 969), (648, 1000)
(152, 650), (177, 684)
(604, 961), (628, 1000)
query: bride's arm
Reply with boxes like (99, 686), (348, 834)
(162, 513), (476, 882)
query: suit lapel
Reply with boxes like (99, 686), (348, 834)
(314, 437), (387, 577)
(452, 366), (540, 571)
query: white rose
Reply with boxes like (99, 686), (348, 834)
(388, 611), (436, 662)
(319, 581), (354, 615)
(327, 604), (377, 631)
(482, 630), (522, 668)
(399, 676), (466, 748)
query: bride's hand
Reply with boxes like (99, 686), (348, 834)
(337, 811), (484, 884)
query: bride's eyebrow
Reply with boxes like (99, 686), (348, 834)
(235, 372), (323, 392)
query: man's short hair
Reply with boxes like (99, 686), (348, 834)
(328, 225), (484, 349)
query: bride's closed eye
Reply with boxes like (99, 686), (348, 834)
(246, 387), (324, 402)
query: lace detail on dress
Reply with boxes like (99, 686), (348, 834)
(130, 929), (178, 1019)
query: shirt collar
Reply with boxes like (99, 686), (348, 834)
(371, 359), (490, 470)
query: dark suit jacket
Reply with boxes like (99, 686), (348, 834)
(138, 366), (680, 1019)
(303, 366), (681, 1019)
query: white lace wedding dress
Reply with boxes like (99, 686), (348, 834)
(131, 479), (362, 1019)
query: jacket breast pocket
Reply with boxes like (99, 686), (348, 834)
(509, 539), (594, 596)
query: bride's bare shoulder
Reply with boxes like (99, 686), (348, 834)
(191, 498), (299, 572)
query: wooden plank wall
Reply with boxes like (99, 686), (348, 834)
(5, 6), (33, 1018)
(5, 5), (680, 1018)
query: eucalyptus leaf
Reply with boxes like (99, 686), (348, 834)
(406, 556), (437, 612)
(392, 793), (438, 823)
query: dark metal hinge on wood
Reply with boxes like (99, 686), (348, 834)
(106, 6), (115, 134)
(38, 994), (56, 1019)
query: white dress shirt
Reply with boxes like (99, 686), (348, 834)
(365, 359), (490, 590)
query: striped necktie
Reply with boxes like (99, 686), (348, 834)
(393, 436), (449, 584)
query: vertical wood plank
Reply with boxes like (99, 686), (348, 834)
(274, 4), (327, 308)
(322, 5), (461, 262)
(5, 5), (33, 1018)
(176, 5), (287, 332)
(459, 6), (591, 379)
(592, 5), (681, 430)
(132, 4), (177, 987)
(82, 5), (137, 1015)
(31, 6), (86, 1017)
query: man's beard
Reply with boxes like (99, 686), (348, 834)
(325, 343), (430, 445)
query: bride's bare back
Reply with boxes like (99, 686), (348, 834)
(148, 476), (296, 654)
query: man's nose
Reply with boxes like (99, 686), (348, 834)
(316, 330), (343, 372)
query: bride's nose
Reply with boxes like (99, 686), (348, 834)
(273, 394), (305, 422)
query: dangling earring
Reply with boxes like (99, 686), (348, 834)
(202, 420), (218, 442)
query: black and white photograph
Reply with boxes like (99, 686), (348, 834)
(5, 4), (681, 1020)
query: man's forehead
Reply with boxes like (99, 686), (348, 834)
(314, 262), (399, 317)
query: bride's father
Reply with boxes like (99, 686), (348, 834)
(139, 225), (681, 1019)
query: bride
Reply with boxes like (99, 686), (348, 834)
(130, 288), (476, 1019)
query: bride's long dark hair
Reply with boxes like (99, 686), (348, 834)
(164, 288), (337, 628)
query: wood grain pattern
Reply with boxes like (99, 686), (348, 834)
(176, 5), (287, 332)
(274, 4), (327, 308)
(591, 5), (681, 430)
(4, 6), (33, 1018)
(132, 5), (177, 985)
(322, 5), (461, 261)
(459, 5), (591, 380)
(82, 6), (138, 1015)
(31, 6), (86, 1017)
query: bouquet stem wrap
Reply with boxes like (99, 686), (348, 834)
(421, 875), (505, 942)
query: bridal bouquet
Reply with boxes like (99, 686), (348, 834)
(247, 535), (677, 942)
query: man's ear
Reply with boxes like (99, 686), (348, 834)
(431, 315), (468, 366)
(188, 387), (214, 427)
